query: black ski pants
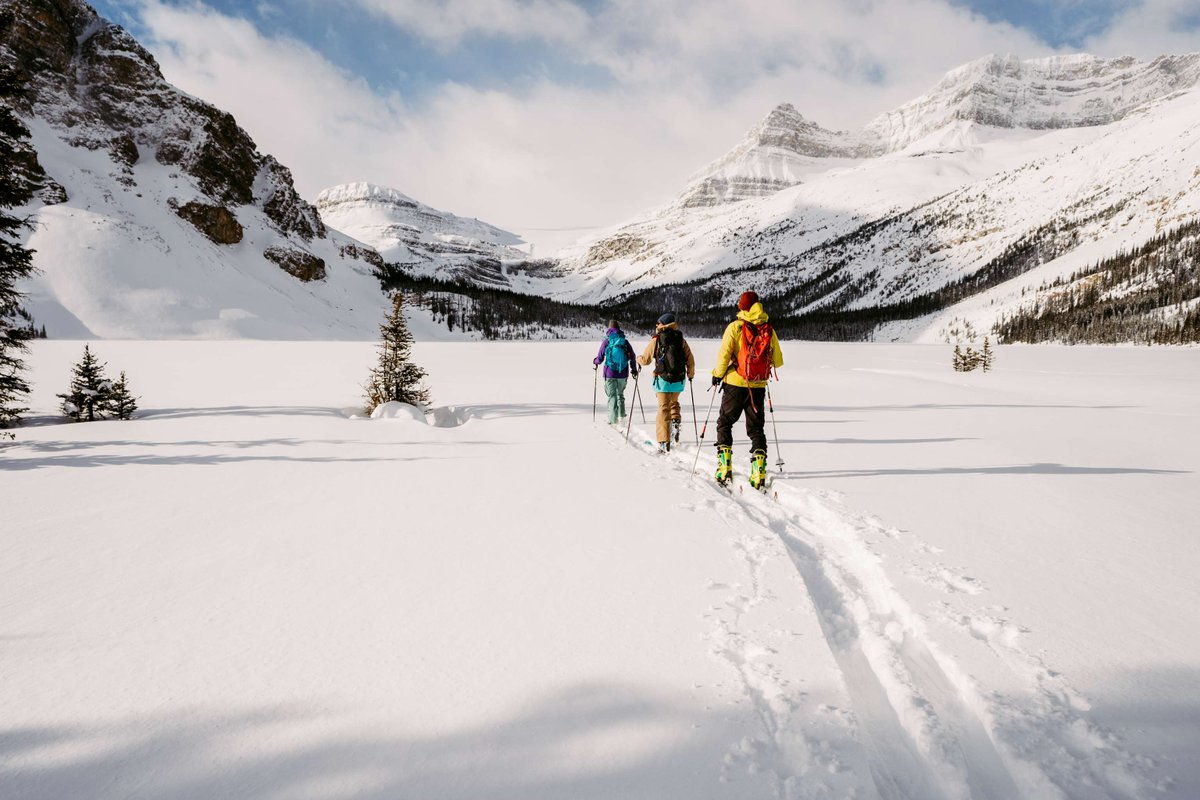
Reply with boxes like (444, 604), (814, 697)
(715, 384), (767, 453)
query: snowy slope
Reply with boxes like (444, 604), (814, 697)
(17, 116), (391, 339)
(3, 339), (1198, 798)
(2, 0), (394, 339)
(316, 182), (529, 286)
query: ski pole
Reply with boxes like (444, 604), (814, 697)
(625, 373), (643, 442)
(766, 383), (784, 473)
(636, 371), (647, 422)
(592, 366), (598, 423)
(689, 378), (699, 445)
(691, 382), (721, 475)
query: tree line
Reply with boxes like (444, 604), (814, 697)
(994, 220), (1200, 345)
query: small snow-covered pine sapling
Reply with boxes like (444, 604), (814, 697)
(953, 344), (974, 372)
(981, 337), (994, 372)
(102, 371), (138, 420)
(953, 343), (987, 372)
(57, 344), (112, 421)
(364, 293), (431, 413)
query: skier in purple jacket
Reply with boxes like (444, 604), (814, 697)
(593, 319), (639, 424)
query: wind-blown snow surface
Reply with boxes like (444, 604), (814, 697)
(2, 341), (1198, 799)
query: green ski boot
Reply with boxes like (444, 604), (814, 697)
(750, 449), (769, 491)
(715, 445), (733, 487)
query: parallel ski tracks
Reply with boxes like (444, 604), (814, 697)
(608, 424), (1151, 800)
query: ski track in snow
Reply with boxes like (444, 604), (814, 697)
(608, 423), (1159, 800)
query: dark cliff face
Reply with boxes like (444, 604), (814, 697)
(0, 0), (324, 240)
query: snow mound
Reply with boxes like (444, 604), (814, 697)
(369, 402), (427, 422)
(428, 405), (472, 428)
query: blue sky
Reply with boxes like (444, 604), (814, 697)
(950, 0), (1131, 47)
(82, 0), (1193, 246)
(93, 0), (1135, 105)
(93, 0), (616, 102)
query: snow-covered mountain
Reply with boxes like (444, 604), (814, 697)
(554, 53), (1200, 343)
(1, 0), (394, 339)
(5, 1), (1196, 346)
(676, 103), (867, 209)
(316, 182), (528, 287)
(864, 53), (1200, 151)
(678, 54), (1200, 213)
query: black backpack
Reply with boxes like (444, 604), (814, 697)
(655, 328), (687, 383)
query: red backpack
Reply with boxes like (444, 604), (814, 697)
(736, 322), (774, 382)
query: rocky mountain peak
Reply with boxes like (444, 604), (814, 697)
(317, 181), (527, 287)
(675, 102), (868, 209)
(742, 101), (860, 157)
(316, 182), (419, 211)
(1, 0), (325, 241)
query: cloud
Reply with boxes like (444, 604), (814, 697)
(120, 0), (1190, 253)
(350, 0), (591, 47)
(1081, 0), (1200, 58)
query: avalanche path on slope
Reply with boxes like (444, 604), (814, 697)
(613, 421), (1159, 800)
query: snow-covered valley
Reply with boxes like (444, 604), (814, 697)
(2, 340), (1197, 799)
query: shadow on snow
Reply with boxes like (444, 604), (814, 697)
(0, 684), (738, 800)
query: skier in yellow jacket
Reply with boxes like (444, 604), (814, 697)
(710, 291), (783, 488)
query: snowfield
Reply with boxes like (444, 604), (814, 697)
(2, 340), (1198, 800)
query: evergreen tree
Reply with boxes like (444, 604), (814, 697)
(952, 344), (965, 372)
(964, 345), (982, 371)
(0, 10), (38, 434)
(102, 371), (138, 420)
(364, 293), (430, 413)
(58, 344), (112, 421)
(980, 337), (994, 371)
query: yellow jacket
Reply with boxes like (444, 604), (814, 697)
(711, 303), (783, 388)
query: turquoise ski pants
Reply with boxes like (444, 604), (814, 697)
(603, 378), (628, 424)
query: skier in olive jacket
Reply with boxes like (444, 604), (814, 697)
(711, 291), (783, 488)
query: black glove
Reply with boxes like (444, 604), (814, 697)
(711, 375), (722, 387)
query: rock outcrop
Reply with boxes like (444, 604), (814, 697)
(1, 0), (325, 242)
(173, 200), (243, 245)
(263, 246), (326, 282)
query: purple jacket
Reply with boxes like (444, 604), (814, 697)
(593, 328), (639, 379)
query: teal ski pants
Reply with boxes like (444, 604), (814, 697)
(603, 378), (628, 424)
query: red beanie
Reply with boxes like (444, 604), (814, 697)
(738, 291), (759, 311)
